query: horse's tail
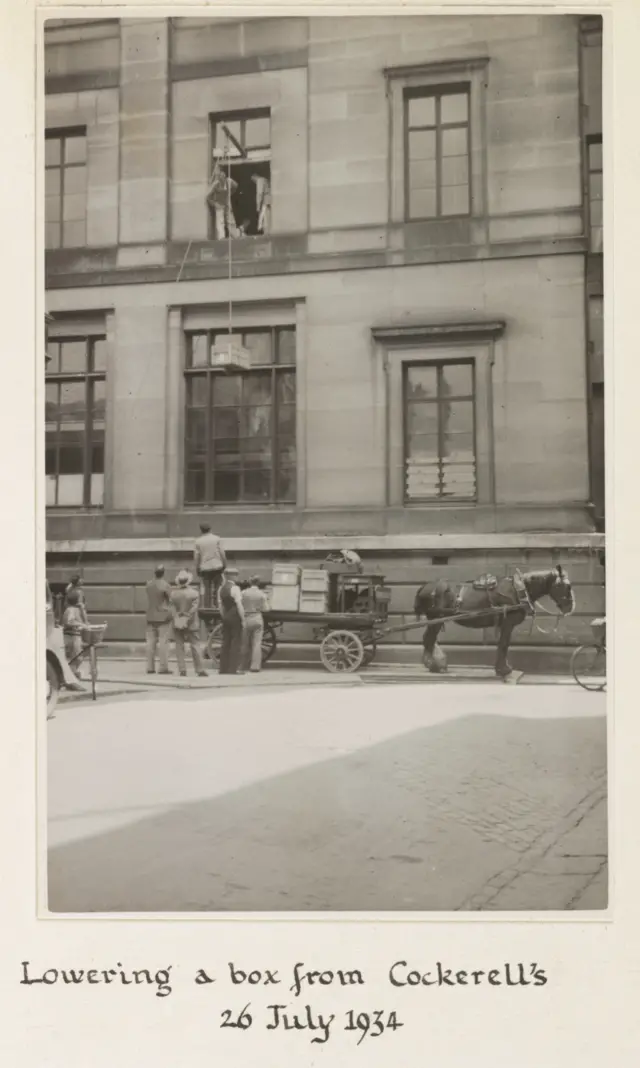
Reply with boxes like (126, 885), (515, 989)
(414, 585), (426, 620)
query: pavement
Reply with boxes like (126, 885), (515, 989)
(47, 678), (607, 914)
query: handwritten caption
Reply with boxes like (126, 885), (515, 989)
(20, 960), (548, 1044)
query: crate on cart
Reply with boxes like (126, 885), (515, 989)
(300, 569), (330, 593)
(270, 584), (300, 611)
(299, 591), (330, 614)
(272, 564), (300, 587)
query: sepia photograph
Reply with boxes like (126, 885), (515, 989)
(43, 11), (607, 913)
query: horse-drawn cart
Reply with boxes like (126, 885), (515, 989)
(200, 573), (392, 673)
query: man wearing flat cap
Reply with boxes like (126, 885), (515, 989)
(217, 567), (245, 675)
(170, 570), (207, 677)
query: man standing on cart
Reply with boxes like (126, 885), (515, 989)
(194, 523), (227, 609)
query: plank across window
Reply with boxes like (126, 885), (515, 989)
(404, 360), (476, 501)
(404, 85), (471, 220)
(45, 335), (106, 508)
(184, 326), (295, 505)
(45, 128), (87, 249)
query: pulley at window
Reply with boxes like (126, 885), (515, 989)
(210, 334), (252, 373)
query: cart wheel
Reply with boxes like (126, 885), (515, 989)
(206, 623), (224, 667)
(262, 623), (277, 665)
(46, 659), (61, 719)
(320, 630), (365, 673)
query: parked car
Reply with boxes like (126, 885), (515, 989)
(46, 580), (84, 716)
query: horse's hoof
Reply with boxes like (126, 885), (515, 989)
(501, 670), (524, 685)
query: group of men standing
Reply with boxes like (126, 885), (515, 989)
(145, 524), (269, 677)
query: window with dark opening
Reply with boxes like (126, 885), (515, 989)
(207, 110), (271, 239)
(404, 86), (471, 220)
(184, 326), (296, 505)
(45, 334), (106, 507)
(45, 128), (87, 249)
(404, 360), (476, 501)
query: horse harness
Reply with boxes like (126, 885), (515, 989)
(455, 570), (534, 618)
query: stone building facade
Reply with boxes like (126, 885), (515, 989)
(44, 15), (605, 663)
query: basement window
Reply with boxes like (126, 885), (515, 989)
(207, 110), (271, 239)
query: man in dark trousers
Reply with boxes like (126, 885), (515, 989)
(194, 523), (227, 609)
(217, 568), (245, 675)
(170, 570), (208, 678)
(145, 565), (172, 675)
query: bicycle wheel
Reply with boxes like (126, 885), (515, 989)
(571, 643), (606, 692)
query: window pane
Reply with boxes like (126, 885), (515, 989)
(277, 328), (296, 365)
(441, 184), (469, 215)
(90, 473), (105, 507)
(45, 169), (61, 196)
(590, 200), (603, 227)
(278, 439), (296, 466)
(91, 437), (104, 473)
(186, 408), (207, 450)
(213, 374), (241, 406)
(407, 432), (440, 460)
(408, 129), (436, 162)
(187, 374), (209, 407)
(185, 467), (206, 503)
(60, 340), (87, 373)
(213, 470), (240, 502)
(45, 221), (61, 249)
(441, 155), (469, 187)
(407, 365), (437, 399)
(212, 408), (240, 438)
(64, 136), (86, 164)
(92, 379), (106, 419)
(441, 127), (468, 158)
(244, 116), (270, 148)
(277, 467), (297, 502)
(278, 404), (296, 436)
(407, 403), (439, 436)
(409, 186), (437, 219)
(244, 405), (272, 436)
(440, 92), (469, 124)
(590, 173), (603, 201)
(441, 362), (473, 396)
(62, 220), (86, 247)
(45, 446), (56, 475)
(47, 343), (61, 375)
(589, 141), (603, 171)
(59, 381), (86, 420)
(92, 338), (107, 372)
(59, 445), (84, 475)
(277, 371), (296, 404)
(189, 334), (209, 368)
(45, 138), (61, 166)
(46, 477), (57, 507)
(407, 95), (435, 127)
(443, 399), (474, 438)
(63, 192), (86, 222)
(64, 166), (86, 195)
(243, 373), (271, 405)
(215, 120), (241, 155)
(243, 331), (273, 365)
(243, 468), (271, 502)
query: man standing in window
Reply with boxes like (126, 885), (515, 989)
(218, 568), (245, 676)
(194, 523), (227, 609)
(145, 565), (172, 675)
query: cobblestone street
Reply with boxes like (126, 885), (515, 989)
(47, 681), (607, 913)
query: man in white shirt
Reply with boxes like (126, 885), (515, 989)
(194, 523), (227, 608)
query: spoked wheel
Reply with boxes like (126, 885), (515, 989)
(571, 643), (606, 692)
(320, 630), (365, 673)
(46, 659), (61, 719)
(206, 621), (278, 668)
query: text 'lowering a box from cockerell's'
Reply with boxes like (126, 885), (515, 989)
(20, 959), (549, 1045)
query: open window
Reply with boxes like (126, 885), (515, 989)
(207, 110), (271, 239)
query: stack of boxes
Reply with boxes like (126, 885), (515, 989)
(299, 568), (330, 614)
(269, 563), (301, 611)
(268, 564), (330, 614)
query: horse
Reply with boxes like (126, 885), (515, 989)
(413, 565), (575, 680)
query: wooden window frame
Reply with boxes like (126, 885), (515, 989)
(402, 358), (477, 502)
(45, 333), (106, 509)
(587, 134), (603, 253)
(183, 325), (296, 507)
(403, 84), (471, 222)
(207, 108), (271, 240)
(45, 126), (88, 250)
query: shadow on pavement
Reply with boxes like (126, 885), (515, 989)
(48, 712), (607, 913)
